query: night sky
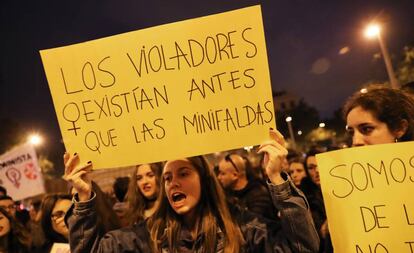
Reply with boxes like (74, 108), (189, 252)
(1, 0), (414, 163)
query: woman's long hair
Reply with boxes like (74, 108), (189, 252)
(147, 156), (244, 253)
(0, 207), (31, 252)
(91, 181), (121, 233)
(126, 163), (163, 225)
(39, 193), (71, 244)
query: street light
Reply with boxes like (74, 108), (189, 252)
(319, 122), (326, 128)
(243, 146), (253, 152)
(364, 23), (400, 89)
(285, 116), (296, 149)
(28, 133), (43, 146)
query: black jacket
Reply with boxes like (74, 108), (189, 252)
(299, 177), (326, 233)
(228, 179), (278, 221)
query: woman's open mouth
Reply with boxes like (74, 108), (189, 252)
(171, 192), (187, 206)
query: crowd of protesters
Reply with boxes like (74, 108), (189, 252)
(1, 84), (414, 253)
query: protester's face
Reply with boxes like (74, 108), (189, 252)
(0, 212), (10, 237)
(306, 156), (320, 186)
(0, 199), (16, 217)
(163, 159), (201, 219)
(289, 162), (306, 186)
(281, 157), (289, 172)
(346, 106), (399, 146)
(29, 204), (38, 221)
(51, 199), (71, 239)
(217, 160), (238, 190)
(136, 164), (158, 200)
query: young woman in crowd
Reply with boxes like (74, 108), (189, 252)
(299, 147), (329, 253)
(39, 193), (72, 251)
(287, 154), (307, 186)
(64, 129), (319, 253)
(344, 85), (414, 145)
(306, 85), (414, 253)
(0, 207), (31, 253)
(125, 163), (163, 225)
(27, 199), (46, 252)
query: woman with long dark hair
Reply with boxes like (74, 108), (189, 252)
(147, 156), (244, 252)
(39, 193), (72, 251)
(125, 163), (163, 225)
(0, 207), (31, 253)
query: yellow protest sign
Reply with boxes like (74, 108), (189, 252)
(316, 142), (414, 253)
(40, 5), (275, 169)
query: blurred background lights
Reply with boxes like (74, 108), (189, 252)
(338, 46), (350, 55)
(28, 133), (43, 146)
(310, 57), (330, 74)
(365, 24), (380, 38)
(243, 146), (254, 152)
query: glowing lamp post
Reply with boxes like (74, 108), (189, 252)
(364, 24), (399, 89)
(28, 134), (43, 146)
(285, 116), (296, 149)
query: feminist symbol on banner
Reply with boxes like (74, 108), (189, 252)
(24, 162), (38, 180)
(5, 167), (22, 188)
(68, 121), (81, 136)
(62, 102), (81, 136)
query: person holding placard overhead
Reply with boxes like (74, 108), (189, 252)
(344, 85), (414, 146)
(63, 129), (319, 253)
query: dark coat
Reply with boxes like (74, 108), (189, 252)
(299, 177), (326, 231)
(228, 179), (279, 222)
(299, 177), (332, 253)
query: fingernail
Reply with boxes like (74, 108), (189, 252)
(87, 161), (92, 164)
(269, 127), (274, 130)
